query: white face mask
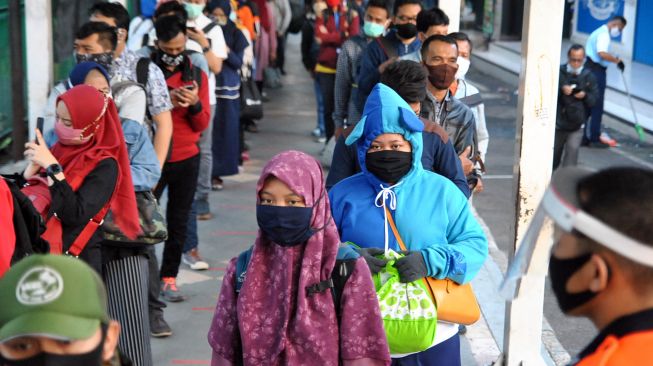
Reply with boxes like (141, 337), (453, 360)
(455, 56), (471, 80)
(609, 27), (621, 38)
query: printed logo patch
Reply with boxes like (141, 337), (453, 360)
(16, 266), (64, 305)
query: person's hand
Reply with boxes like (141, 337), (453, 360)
(187, 27), (210, 50)
(318, 25), (328, 34)
(355, 247), (387, 274)
(24, 129), (58, 169)
(176, 82), (200, 107)
(573, 90), (586, 100)
(23, 161), (40, 180)
(378, 57), (398, 74)
(473, 177), (484, 193)
(458, 146), (474, 175)
(334, 127), (345, 139)
(617, 60), (625, 72)
(394, 251), (428, 283)
(561, 85), (573, 96)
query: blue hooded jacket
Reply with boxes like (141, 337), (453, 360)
(329, 84), (488, 285)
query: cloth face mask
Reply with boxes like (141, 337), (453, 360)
(424, 63), (458, 90)
(54, 119), (92, 145)
(256, 205), (315, 247)
(549, 253), (602, 313)
(366, 150), (412, 184)
(75, 52), (113, 73)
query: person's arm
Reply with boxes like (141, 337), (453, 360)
(596, 31), (620, 64)
(208, 258), (241, 366)
(145, 63), (174, 167)
(420, 190), (488, 285)
(187, 27), (226, 74)
(356, 42), (383, 103)
(346, 12), (360, 37)
(474, 104), (489, 163)
(333, 44), (353, 131)
(49, 159), (118, 228)
(223, 30), (248, 70)
(325, 136), (357, 190)
(301, 21), (315, 71)
(339, 258), (391, 366)
(122, 119), (161, 191)
(583, 72), (599, 109)
(279, 0), (292, 34)
(315, 14), (344, 46)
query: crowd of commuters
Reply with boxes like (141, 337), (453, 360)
(0, 1), (651, 366)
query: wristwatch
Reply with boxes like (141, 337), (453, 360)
(46, 163), (63, 181)
(202, 45), (211, 53)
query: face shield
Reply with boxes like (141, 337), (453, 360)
(500, 166), (653, 300)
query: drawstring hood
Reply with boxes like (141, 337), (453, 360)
(375, 182), (401, 254)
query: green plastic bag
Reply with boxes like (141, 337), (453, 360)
(373, 250), (437, 354)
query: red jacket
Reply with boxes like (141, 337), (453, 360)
(165, 64), (210, 163)
(0, 178), (15, 277)
(315, 9), (360, 70)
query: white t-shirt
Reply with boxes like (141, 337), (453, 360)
(187, 14), (228, 106)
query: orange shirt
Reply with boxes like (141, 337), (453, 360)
(237, 6), (257, 42)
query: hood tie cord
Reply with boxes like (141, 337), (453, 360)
(375, 182), (402, 254)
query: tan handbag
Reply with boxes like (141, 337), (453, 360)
(385, 207), (481, 325)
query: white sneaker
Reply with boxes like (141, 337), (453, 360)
(182, 249), (209, 270)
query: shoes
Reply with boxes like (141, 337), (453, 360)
(150, 313), (172, 338)
(160, 277), (185, 302)
(316, 136), (326, 143)
(311, 128), (322, 138)
(600, 132), (618, 147)
(182, 248), (209, 271)
(196, 200), (213, 221)
(212, 177), (224, 191)
(587, 141), (611, 149)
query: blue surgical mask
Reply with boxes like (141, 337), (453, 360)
(229, 11), (237, 22)
(256, 205), (315, 247)
(185, 2), (204, 20)
(363, 21), (385, 38)
(609, 27), (621, 38)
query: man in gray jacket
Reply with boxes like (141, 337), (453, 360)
(272, 0), (292, 74)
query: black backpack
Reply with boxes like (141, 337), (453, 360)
(234, 244), (359, 321)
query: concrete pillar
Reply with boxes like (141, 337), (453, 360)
(24, 0), (53, 139)
(439, 0), (461, 32)
(502, 0), (565, 365)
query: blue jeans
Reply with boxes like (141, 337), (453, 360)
(586, 64), (606, 142)
(314, 78), (325, 134)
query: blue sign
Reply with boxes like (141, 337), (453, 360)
(577, 0), (624, 35)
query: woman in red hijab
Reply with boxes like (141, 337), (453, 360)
(23, 85), (140, 273)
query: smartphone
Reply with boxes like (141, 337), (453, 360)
(183, 84), (195, 90)
(36, 117), (44, 144)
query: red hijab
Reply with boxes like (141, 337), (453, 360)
(253, 0), (270, 32)
(45, 85), (140, 249)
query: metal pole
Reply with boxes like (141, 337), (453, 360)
(8, 0), (26, 161)
(502, 0), (564, 365)
(24, 0), (53, 141)
(439, 0), (461, 32)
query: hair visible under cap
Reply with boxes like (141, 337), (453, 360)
(577, 167), (653, 288)
(393, 0), (421, 17)
(449, 31), (473, 51)
(155, 15), (187, 42)
(420, 33), (457, 59)
(380, 60), (427, 103)
(75, 21), (118, 51)
(416, 7), (449, 33)
(366, 0), (392, 18)
(89, 1), (130, 31)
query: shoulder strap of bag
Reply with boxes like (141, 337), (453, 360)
(376, 36), (398, 59)
(235, 246), (254, 293)
(203, 21), (219, 35)
(384, 206), (407, 251)
(65, 202), (111, 257)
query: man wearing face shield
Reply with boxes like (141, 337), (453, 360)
(420, 34), (477, 178)
(502, 166), (653, 364)
(0, 255), (127, 366)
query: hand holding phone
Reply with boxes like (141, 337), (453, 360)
(35, 117), (44, 145)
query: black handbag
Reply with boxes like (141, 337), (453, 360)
(102, 191), (168, 245)
(240, 66), (263, 120)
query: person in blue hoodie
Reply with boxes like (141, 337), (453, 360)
(355, 0), (422, 112)
(329, 83), (488, 365)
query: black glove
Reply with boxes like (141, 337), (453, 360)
(617, 60), (625, 72)
(394, 251), (428, 283)
(355, 247), (387, 274)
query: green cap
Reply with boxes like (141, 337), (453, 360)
(0, 255), (109, 342)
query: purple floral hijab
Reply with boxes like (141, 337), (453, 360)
(208, 151), (390, 366)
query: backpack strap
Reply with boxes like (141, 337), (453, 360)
(235, 246), (253, 293)
(65, 202), (111, 257)
(202, 21), (219, 35)
(136, 58), (150, 87)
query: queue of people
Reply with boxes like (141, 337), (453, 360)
(1, 1), (652, 366)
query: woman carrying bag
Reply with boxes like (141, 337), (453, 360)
(22, 84), (140, 274)
(329, 84), (488, 365)
(208, 150), (390, 366)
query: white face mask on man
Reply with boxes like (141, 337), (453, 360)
(609, 26), (621, 38)
(455, 56), (471, 80)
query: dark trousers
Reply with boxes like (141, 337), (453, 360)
(391, 335), (461, 366)
(586, 62), (607, 142)
(276, 34), (287, 72)
(153, 154), (200, 278)
(317, 72), (336, 141)
(553, 128), (583, 170)
(145, 246), (166, 317)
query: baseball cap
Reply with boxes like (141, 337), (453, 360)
(0, 255), (109, 343)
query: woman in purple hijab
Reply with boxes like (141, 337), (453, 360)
(207, 150), (390, 366)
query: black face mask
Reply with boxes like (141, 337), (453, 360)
(158, 50), (185, 67)
(257, 205), (315, 247)
(75, 52), (113, 72)
(395, 23), (418, 40)
(366, 150), (412, 184)
(0, 336), (104, 366)
(549, 253), (601, 313)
